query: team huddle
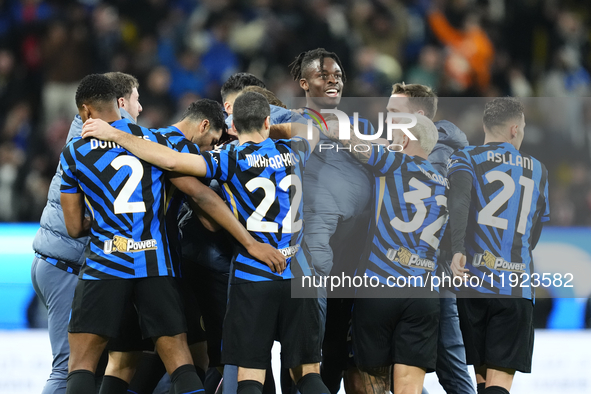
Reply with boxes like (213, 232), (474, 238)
(31, 48), (549, 394)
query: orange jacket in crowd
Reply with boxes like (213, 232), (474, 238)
(428, 10), (495, 92)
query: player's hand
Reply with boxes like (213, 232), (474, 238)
(451, 253), (470, 281)
(248, 242), (287, 274)
(82, 118), (118, 141)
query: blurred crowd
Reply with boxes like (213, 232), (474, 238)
(0, 0), (590, 224)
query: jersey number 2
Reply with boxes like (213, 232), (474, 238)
(111, 156), (146, 214)
(245, 175), (302, 233)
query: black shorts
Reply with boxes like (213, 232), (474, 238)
(107, 275), (206, 352)
(457, 297), (534, 373)
(183, 261), (229, 367)
(106, 299), (153, 352)
(69, 276), (187, 340)
(221, 280), (322, 369)
(322, 298), (355, 370)
(177, 275), (207, 345)
(352, 297), (440, 372)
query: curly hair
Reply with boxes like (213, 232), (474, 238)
(289, 48), (347, 82)
(75, 74), (117, 109)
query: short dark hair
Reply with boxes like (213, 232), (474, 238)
(75, 74), (117, 109)
(180, 98), (226, 133)
(289, 48), (347, 82)
(241, 86), (286, 108)
(104, 72), (139, 100)
(483, 97), (524, 131)
(233, 92), (270, 134)
(391, 82), (438, 120)
(220, 73), (266, 102)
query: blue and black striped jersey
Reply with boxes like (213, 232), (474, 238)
(361, 147), (449, 288)
(200, 137), (313, 283)
(448, 142), (550, 299)
(60, 118), (175, 280)
(151, 126), (202, 272)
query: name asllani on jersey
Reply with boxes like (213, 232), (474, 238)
(486, 151), (532, 170)
(246, 152), (299, 169)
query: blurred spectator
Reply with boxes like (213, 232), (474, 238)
(92, 4), (123, 73)
(428, 7), (494, 95)
(2, 101), (32, 151)
(0, 0), (588, 223)
(541, 47), (591, 97)
(41, 18), (93, 127)
(0, 142), (24, 222)
(165, 47), (207, 100)
(0, 49), (27, 121)
(139, 66), (176, 127)
(133, 35), (160, 81)
(352, 46), (401, 96)
(350, 0), (408, 63)
(405, 45), (442, 90)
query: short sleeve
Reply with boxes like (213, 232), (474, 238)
(60, 143), (81, 194)
(366, 145), (404, 176)
(201, 148), (232, 182)
(447, 149), (475, 178)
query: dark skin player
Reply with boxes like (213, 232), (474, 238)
(298, 57), (344, 111)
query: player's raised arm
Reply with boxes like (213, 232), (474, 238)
(81, 118), (207, 177)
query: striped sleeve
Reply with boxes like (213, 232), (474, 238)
(201, 148), (231, 182)
(367, 146), (404, 175)
(447, 149), (475, 178)
(60, 143), (80, 194)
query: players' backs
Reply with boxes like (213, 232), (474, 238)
(448, 142), (550, 298)
(362, 147), (449, 286)
(60, 118), (175, 280)
(200, 137), (312, 282)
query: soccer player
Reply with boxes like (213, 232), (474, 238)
(322, 113), (448, 394)
(447, 98), (550, 394)
(104, 72), (143, 121)
(100, 99), (227, 394)
(386, 83), (474, 394)
(31, 71), (141, 394)
(220, 72), (266, 115)
(60, 75), (284, 394)
(189, 74), (282, 394)
(290, 48), (374, 393)
(82, 91), (331, 394)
